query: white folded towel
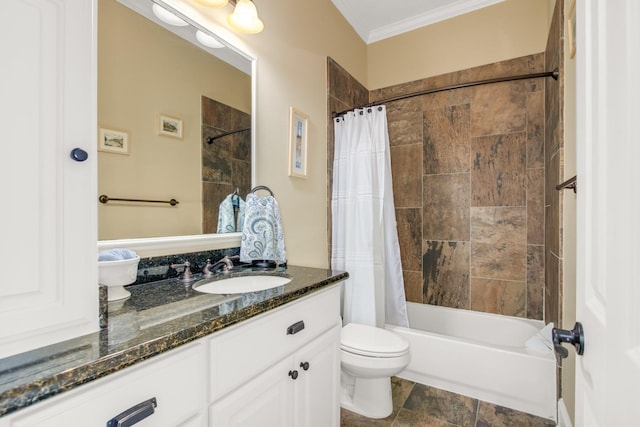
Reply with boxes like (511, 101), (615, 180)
(240, 192), (286, 263)
(525, 322), (555, 352)
(98, 248), (137, 261)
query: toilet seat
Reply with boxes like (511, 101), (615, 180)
(341, 323), (409, 358)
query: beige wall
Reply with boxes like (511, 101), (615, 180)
(179, 0), (367, 268)
(366, 0), (551, 90)
(98, 0), (250, 240)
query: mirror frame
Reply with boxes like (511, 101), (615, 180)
(98, 0), (257, 258)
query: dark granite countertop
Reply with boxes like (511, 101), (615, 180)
(0, 265), (348, 418)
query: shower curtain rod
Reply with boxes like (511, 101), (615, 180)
(331, 69), (559, 118)
(206, 127), (251, 144)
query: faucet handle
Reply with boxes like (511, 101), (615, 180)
(203, 259), (214, 278)
(170, 260), (189, 269)
(170, 261), (193, 283)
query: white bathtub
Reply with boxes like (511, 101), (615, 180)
(386, 302), (557, 421)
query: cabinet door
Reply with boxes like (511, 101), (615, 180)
(294, 323), (341, 427)
(209, 286), (340, 402)
(0, 0), (98, 358)
(209, 356), (295, 427)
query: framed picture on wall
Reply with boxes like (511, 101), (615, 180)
(158, 114), (183, 139)
(98, 128), (129, 155)
(288, 107), (309, 178)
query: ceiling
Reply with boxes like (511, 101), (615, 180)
(331, 0), (505, 44)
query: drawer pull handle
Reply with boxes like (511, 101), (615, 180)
(300, 361), (310, 371)
(106, 397), (157, 427)
(288, 370), (299, 380)
(287, 320), (305, 335)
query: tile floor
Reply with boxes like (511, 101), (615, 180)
(340, 377), (556, 427)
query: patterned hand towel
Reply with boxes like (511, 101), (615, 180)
(216, 194), (245, 233)
(240, 192), (287, 263)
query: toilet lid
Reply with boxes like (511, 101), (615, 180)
(341, 323), (409, 358)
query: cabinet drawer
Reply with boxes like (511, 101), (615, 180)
(7, 344), (206, 427)
(209, 285), (340, 401)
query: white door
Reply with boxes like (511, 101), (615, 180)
(575, 1), (640, 425)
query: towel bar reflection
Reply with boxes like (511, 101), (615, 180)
(99, 194), (179, 206)
(555, 175), (577, 193)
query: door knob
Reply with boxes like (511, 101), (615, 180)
(300, 361), (310, 371)
(288, 370), (298, 380)
(552, 322), (585, 358)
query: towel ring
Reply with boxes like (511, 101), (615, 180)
(251, 185), (274, 196)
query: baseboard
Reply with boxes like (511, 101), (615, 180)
(557, 398), (573, 427)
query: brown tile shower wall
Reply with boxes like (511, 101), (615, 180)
(201, 96), (252, 234)
(544, 0), (564, 328)
(327, 54), (550, 320)
(378, 55), (546, 319)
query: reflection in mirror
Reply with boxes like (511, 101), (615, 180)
(201, 96), (251, 234)
(98, 0), (252, 241)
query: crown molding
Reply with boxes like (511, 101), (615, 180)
(334, 0), (505, 45)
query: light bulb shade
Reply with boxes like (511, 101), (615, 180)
(195, 0), (229, 7)
(196, 30), (225, 48)
(152, 3), (188, 26)
(227, 0), (264, 34)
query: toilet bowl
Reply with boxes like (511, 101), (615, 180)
(340, 323), (410, 419)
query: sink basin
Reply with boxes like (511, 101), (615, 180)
(192, 275), (291, 294)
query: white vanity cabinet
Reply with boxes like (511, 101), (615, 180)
(0, 285), (342, 427)
(209, 327), (340, 427)
(208, 286), (341, 427)
(2, 343), (207, 427)
(0, 0), (98, 358)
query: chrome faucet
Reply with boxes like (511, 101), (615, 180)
(170, 260), (194, 283)
(203, 256), (236, 278)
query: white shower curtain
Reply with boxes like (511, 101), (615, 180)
(331, 106), (409, 328)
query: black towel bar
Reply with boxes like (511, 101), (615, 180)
(99, 195), (179, 206)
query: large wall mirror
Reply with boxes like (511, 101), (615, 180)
(98, 0), (255, 254)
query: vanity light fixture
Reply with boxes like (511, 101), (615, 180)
(152, 3), (188, 26)
(195, 0), (229, 6)
(227, 0), (264, 34)
(196, 30), (225, 48)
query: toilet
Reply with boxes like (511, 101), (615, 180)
(340, 323), (410, 419)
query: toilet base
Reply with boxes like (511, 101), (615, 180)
(341, 375), (393, 419)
